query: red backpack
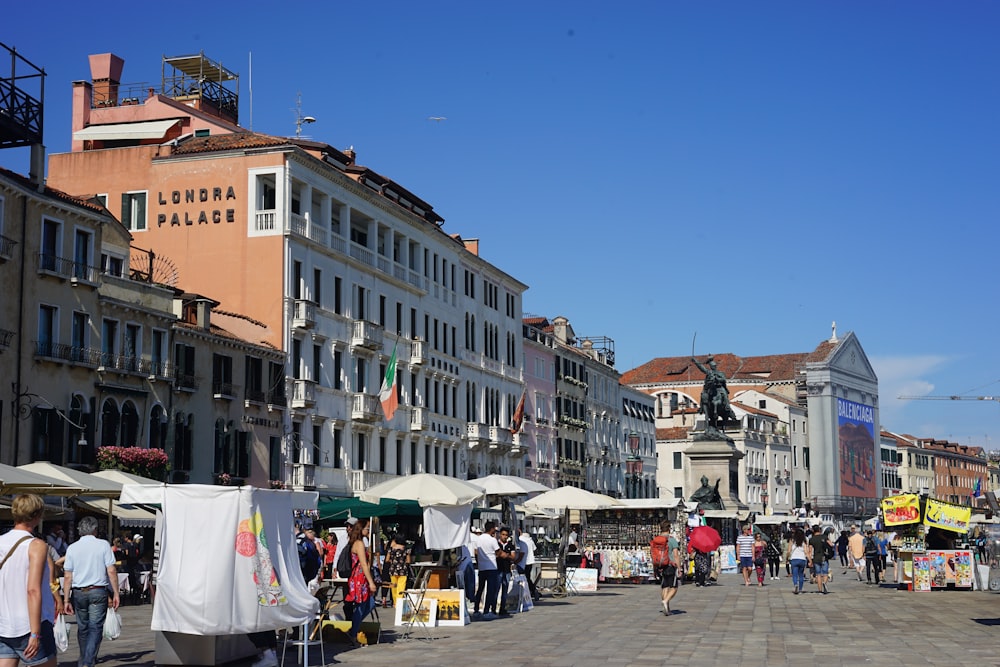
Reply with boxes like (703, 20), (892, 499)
(650, 535), (671, 567)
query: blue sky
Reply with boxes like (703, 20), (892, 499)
(3, 2), (998, 450)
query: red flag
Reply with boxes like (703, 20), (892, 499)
(510, 390), (526, 434)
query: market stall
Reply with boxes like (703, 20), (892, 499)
(882, 493), (974, 591)
(583, 498), (682, 582)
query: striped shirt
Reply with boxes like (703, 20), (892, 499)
(736, 534), (756, 558)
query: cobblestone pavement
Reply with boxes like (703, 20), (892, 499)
(61, 572), (1000, 667)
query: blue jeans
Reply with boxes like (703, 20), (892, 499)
(477, 570), (500, 614)
(72, 587), (109, 667)
(791, 559), (807, 591)
(349, 596), (376, 638)
(497, 569), (511, 612)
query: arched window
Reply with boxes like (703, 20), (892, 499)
(120, 401), (139, 447)
(149, 405), (167, 449)
(101, 399), (120, 447)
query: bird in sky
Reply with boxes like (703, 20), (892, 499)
(427, 116), (447, 122)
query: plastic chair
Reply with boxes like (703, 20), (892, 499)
(400, 567), (433, 640)
(280, 615), (326, 667)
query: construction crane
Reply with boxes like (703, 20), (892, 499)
(898, 395), (1000, 403)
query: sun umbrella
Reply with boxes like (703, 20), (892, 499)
(523, 486), (623, 511)
(359, 473), (485, 507)
(468, 474), (552, 496)
(688, 525), (722, 553)
(0, 463), (85, 495)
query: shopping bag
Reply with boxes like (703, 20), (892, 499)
(519, 576), (534, 612)
(54, 614), (70, 653)
(506, 574), (530, 613)
(103, 609), (122, 641)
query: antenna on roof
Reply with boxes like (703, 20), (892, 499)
(294, 92), (316, 138)
(248, 51), (253, 131)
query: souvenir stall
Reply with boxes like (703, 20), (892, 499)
(582, 499), (681, 583)
(882, 494), (974, 591)
(690, 509), (746, 574)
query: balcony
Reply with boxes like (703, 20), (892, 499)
(508, 434), (527, 458)
(292, 299), (316, 329)
(410, 339), (427, 365)
(291, 379), (316, 408)
(254, 210), (276, 232)
(467, 422), (489, 451)
(490, 425), (512, 449)
(213, 381), (236, 400)
(0, 234), (17, 261)
(351, 392), (380, 422)
(290, 463), (315, 489)
(37, 252), (73, 279)
(351, 320), (383, 351)
(175, 373), (198, 392)
(245, 389), (267, 407)
(69, 262), (100, 287)
(266, 391), (287, 410)
(349, 470), (396, 494)
(410, 406), (429, 431)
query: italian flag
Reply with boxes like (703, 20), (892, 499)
(379, 343), (399, 421)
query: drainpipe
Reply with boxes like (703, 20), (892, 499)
(12, 191), (28, 465)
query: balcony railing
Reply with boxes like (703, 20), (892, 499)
(410, 406), (428, 431)
(289, 212), (308, 237)
(349, 470), (396, 494)
(175, 373), (198, 391)
(490, 425), (512, 447)
(245, 389), (267, 405)
(292, 299), (316, 329)
(255, 210), (276, 232)
(351, 393), (380, 422)
(266, 391), (287, 409)
(70, 262), (101, 286)
(37, 252), (74, 278)
(351, 320), (383, 350)
(291, 379), (316, 408)
(0, 234), (17, 260)
(349, 242), (374, 267)
(467, 422), (489, 451)
(212, 381), (236, 399)
(0, 329), (14, 348)
(410, 339), (427, 365)
(290, 463), (315, 488)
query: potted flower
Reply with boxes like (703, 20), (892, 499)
(96, 446), (169, 481)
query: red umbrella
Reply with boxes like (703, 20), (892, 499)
(688, 525), (722, 553)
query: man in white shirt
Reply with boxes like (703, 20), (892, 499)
(472, 521), (501, 620)
(516, 530), (539, 601)
(63, 516), (120, 667)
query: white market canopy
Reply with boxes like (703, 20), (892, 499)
(468, 474), (552, 496)
(360, 473), (485, 507)
(523, 486), (624, 512)
(18, 462), (123, 498)
(1, 462), (85, 496)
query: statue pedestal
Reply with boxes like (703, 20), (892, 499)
(685, 438), (746, 511)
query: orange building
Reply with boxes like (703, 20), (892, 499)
(48, 52), (529, 493)
(919, 439), (988, 506)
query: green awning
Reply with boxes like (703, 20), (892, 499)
(317, 496), (422, 521)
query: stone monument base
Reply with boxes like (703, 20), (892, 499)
(685, 437), (747, 511)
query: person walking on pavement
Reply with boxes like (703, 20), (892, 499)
(654, 520), (681, 616)
(787, 527), (809, 594)
(836, 530), (850, 571)
(847, 524), (866, 582)
(752, 531), (768, 586)
(864, 530), (883, 585)
(496, 527), (521, 616)
(807, 525), (831, 594)
(0, 494), (61, 667)
(735, 524), (756, 587)
(63, 516), (120, 667)
(766, 531), (782, 580)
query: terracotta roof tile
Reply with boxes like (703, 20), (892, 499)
(0, 166), (114, 216)
(657, 426), (692, 441)
(171, 132), (293, 154)
(731, 401), (777, 418)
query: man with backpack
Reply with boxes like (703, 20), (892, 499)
(649, 520), (680, 616)
(295, 523), (322, 591)
(864, 529), (882, 585)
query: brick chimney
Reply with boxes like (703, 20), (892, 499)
(88, 53), (124, 106)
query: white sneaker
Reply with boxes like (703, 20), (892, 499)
(251, 650), (278, 667)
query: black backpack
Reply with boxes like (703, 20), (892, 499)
(335, 543), (353, 579)
(297, 535), (321, 581)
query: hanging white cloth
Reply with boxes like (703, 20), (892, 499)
(422, 504), (472, 549)
(151, 485), (319, 635)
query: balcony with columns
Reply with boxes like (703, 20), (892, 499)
(467, 422), (489, 451)
(351, 392), (380, 422)
(351, 320), (383, 351)
(410, 406), (429, 431)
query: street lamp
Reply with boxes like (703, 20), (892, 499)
(760, 488), (769, 515)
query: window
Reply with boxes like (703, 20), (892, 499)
(312, 343), (322, 384)
(313, 268), (322, 307)
(123, 323), (141, 372)
(257, 175), (276, 210)
(213, 354), (234, 396)
(151, 330), (167, 376)
(269, 436), (282, 481)
(71, 312), (88, 360)
(121, 192), (147, 231)
(101, 319), (119, 367)
(333, 349), (343, 390)
(673, 452), (683, 469)
(73, 228), (93, 280)
(100, 252), (125, 277)
(674, 487), (684, 499)
(174, 343), (196, 389)
(40, 218), (60, 272)
(245, 356), (264, 403)
(38, 305), (57, 356)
